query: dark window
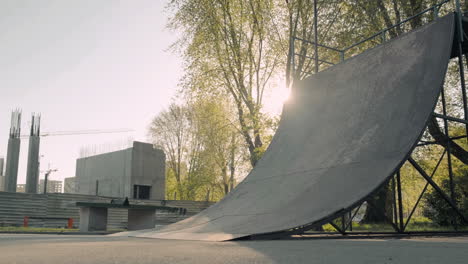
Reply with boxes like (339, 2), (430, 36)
(133, 185), (151, 200)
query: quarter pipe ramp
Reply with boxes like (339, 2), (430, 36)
(124, 14), (455, 241)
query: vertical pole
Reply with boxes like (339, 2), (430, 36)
(396, 170), (404, 232)
(95, 180), (99, 196)
(348, 211), (352, 231)
(441, 83), (457, 228)
(392, 177), (398, 225)
(314, 0), (319, 73)
(288, 2), (295, 84)
(43, 171), (49, 194)
(291, 36), (296, 79)
(456, 0), (463, 42)
(455, 11), (468, 139)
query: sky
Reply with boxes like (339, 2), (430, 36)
(0, 1), (182, 184)
(0, 1), (287, 187)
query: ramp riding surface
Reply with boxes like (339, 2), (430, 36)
(123, 14), (455, 241)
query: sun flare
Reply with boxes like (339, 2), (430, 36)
(263, 81), (291, 115)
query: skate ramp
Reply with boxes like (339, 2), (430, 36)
(126, 14), (455, 241)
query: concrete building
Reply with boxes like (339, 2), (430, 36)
(64, 177), (76, 193)
(0, 176), (4, 192)
(16, 184), (25, 193)
(25, 114), (41, 193)
(0, 157), (4, 191)
(76, 141), (165, 200)
(5, 110), (22, 193)
(38, 179), (62, 194)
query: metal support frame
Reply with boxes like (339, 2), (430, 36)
(409, 157), (468, 225)
(396, 170), (404, 232)
(291, 0), (448, 70)
(454, 4), (468, 137)
(283, 0), (468, 239)
(313, 0), (318, 73)
(403, 150), (446, 231)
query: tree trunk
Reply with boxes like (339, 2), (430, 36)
(361, 184), (393, 223)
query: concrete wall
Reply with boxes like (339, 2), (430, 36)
(75, 142), (165, 199)
(76, 147), (132, 198)
(76, 142), (166, 200)
(0, 191), (213, 229)
(131, 142), (165, 200)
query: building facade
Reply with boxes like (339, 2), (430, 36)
(64, 177), (76, 193)
(16, 184), (25, 193)
(75, 141), (165, 200)
(0, 157), (4, 191)
(38, 179), (62, 193)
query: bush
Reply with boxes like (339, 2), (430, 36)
(423, 168), (468, 226)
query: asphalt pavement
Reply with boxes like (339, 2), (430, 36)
(0, 234), (467, 264)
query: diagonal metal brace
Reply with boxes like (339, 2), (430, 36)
(345, 203), (362, 230)
(328, 221), (346, 235)
(408, 157), (468, 225)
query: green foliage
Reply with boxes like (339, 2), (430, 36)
(167, 0), (281, 167)
(162, 0), (468, 212)
(414, 125), (468, 226)
(149, 98), (250, 201)
(423, 167), (468, 226)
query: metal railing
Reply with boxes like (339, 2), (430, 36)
(292, 0), (450, 76)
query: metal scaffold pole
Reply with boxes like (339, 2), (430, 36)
(314, 0), (318, 73)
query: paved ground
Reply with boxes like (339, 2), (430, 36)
(0, 234), (467, 264)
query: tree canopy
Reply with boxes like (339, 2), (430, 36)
(148, 0), (468, 227)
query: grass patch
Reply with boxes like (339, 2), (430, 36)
(320, 217), (468, 233)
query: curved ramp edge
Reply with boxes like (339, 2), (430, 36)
(120, 14), (455, 241)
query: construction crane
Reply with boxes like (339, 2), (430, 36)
(41, 168), (58, 194)
(20, 128), (134, 139)
(3, 109), (135, 194)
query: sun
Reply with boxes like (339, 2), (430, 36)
(263, 80), (291, 116)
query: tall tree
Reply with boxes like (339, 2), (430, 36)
(149, 104), (207, 200)
(193, 97), (248, 196)
(166, 0), (468, 216)
(149, 100), (248, 201)
(168, 0), (281, 167)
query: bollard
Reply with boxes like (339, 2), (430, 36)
(23, 216), (29, 228)
(67, 218), (73, 229)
